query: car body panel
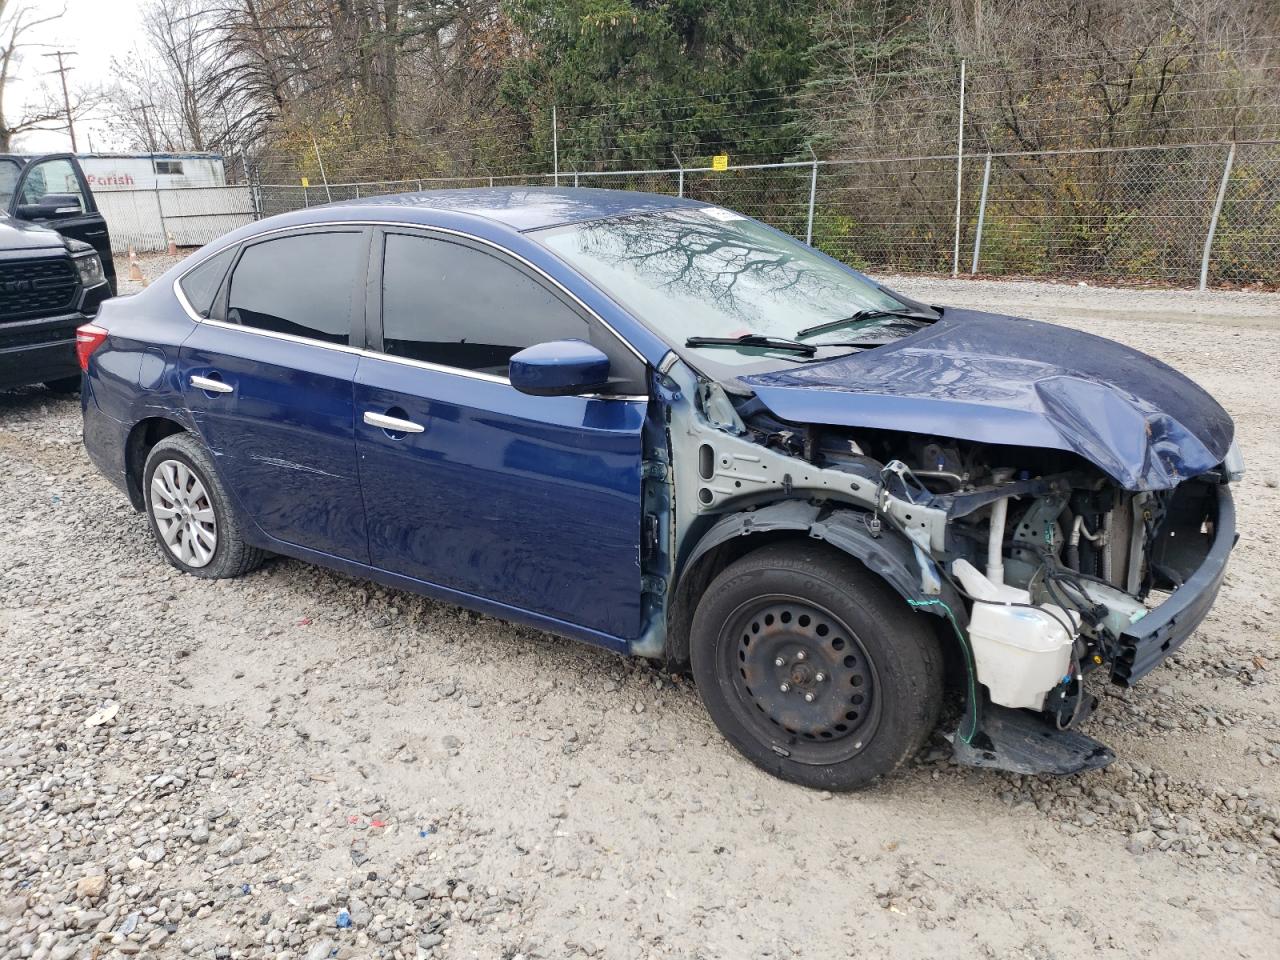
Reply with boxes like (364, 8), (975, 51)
(741, 309), (1234, 491)
(178, 320), (369, 560)
(355, 354), (648, 637)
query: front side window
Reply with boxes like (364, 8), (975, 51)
(380, 233), (591, 376)
(227, 232), (361, 344)
(19, 158), (86, 211)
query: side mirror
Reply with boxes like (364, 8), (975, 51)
(16, 193), (83, 221)
(509, 339), (611, 397)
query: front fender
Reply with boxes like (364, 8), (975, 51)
(666, 500), (967, 664)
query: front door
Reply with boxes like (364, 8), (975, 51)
(179, 227), (371, 561)
(354, 228), (649, 639)
(12, 156), (115, 291)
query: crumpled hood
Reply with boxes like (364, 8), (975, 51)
(739, 309), (1234, 491)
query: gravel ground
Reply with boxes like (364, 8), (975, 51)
(1, 257), (1278, 959)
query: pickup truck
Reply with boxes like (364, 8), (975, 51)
(0, 153), (116, 392)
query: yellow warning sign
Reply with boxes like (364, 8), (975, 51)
(301, 177), (311, 188)
(711, 154), (729, 171)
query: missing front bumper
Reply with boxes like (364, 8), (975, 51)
(1113, 483), (1236, 686)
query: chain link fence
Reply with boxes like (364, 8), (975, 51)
(109, 140), (1280, 290)
(1213, 141), (1280, 285)
(250, 141), (1279, 288)
(97, 184), (257, 254)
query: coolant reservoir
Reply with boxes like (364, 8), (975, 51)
(953, 559), (1078, 711)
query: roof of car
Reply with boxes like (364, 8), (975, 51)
(329, 186), (708, 232)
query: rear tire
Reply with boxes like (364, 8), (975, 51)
(143, 432), (267, 579)
(690, 541), (942, 791)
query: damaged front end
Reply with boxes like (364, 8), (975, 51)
(644, 350), (1240, 777)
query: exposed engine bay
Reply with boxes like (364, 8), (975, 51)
(739, 395), (1230, 717)
(645, 360), (1240, 776)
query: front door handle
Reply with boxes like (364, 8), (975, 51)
(190, 374), (233, 394)
(364, 411), (424, 434)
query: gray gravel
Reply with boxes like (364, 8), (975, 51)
(0, 258), (1277, 958)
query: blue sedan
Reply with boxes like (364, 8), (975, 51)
(80, 189), (1240, 789)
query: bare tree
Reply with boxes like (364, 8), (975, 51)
(106, 0), (227, 152)
(0, 0), (98, 151)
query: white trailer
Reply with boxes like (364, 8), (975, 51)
(78, 153), (228, 192)
(77, 153), (254, 252)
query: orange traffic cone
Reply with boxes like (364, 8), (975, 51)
(166, 231), (178, 256)
(127, 246), (143, 282)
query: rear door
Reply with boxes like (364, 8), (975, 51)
(11, 156), (115, 291)
(178, 227), (371, 561)
(353, 227), (649, 639)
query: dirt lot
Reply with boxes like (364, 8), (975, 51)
(1, 260), (1279, 960)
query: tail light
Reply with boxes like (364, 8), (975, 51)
(75, 323), (108, 371)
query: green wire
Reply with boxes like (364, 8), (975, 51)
(908, 597), (980, 745)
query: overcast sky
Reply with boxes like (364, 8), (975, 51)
(7, 0), (140, 153)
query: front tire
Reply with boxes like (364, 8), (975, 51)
(143, 432), (267, 579)
(690, 542), (942, 791)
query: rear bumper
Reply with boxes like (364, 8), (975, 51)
(1112, 484), (1236, 686)
(0, 312), (84, 389)
(82, 375), (132, 499)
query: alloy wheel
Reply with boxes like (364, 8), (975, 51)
(149, 459), (218, 568)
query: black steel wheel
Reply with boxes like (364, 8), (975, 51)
(691, 541), (943, 791)
(724, 596), (881, 765)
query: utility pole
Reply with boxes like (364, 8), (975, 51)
(42, 51), (79, 153)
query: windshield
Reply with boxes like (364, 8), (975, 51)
(0, 160), (19, 209)
(535, 208), (934, 371)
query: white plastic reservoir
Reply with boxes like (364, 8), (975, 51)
(952, 559), (1078, 711)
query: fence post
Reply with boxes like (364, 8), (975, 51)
(354, 184), (361, 198)
(672, 149), (685, 198)
(152, 155), (168, 252)
(970, 152), (992, 274)
(1199, 142), (1236, 292)
(805, 144), (819, 246)
(241, 149), (262, 221)
(311, 136), (332, 202)
(951, 58), (966, 276)
(552, 104), (560, 186)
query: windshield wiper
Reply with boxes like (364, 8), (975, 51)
(685, 334), (817, 356)
(796, 308), (933, 340)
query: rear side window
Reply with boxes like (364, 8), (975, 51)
(381, 233), (590, 375)
(227, 232), (361, 345)
(178, 247), (235, 318)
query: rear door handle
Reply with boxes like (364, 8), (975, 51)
(364, 411), (424, 434)
(190, 374), (233, 394)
